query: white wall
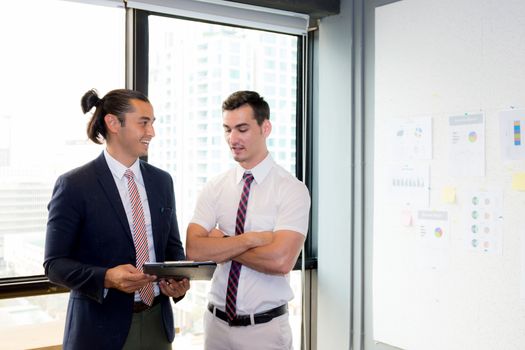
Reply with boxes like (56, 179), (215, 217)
(373, 1), (525, 349)
(315, 0), (353, 348)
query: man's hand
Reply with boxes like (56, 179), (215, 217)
(104, 264), (156, 294)
(159, 278), (190, 298)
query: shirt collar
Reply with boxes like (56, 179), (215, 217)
(235, 153), (274, 185)
(103, 149), (143, 185)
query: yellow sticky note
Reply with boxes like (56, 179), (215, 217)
(512, 173), (525, 191)
(441, 186), (456, 204)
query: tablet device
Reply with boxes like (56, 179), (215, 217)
(143, 261), (217, 281)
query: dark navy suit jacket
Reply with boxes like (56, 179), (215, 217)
(44, 152), (185, 350)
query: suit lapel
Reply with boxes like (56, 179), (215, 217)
(93, 153), (134, 244)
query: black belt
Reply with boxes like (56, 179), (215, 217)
(207, 303), (288, 327)
(133, 295), (161, 313)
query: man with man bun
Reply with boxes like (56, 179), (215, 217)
(44, 88), (189, 349)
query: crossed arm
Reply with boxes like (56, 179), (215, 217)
(186, 223), (305, 275)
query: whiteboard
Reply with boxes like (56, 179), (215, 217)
(372, 0), (525, 349)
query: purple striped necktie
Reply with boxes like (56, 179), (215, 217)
(225, 172), (255, 321)
(124, 169), (155, 306)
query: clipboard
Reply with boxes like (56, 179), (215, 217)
(143, 261), (217, 281)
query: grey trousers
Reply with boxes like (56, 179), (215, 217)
(122, 303), (172, 350)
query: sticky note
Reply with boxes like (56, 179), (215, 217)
(441, 186), (456, 204)
(511, 173), (525, 191)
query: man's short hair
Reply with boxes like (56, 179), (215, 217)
(222, 90), (270, 126)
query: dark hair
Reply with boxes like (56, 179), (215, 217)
(222, 90), (269, 126)
(81, 88), (150, 144)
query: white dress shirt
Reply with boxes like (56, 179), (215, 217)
(191, 154), (311, 314)
(103, 149), (159, 300)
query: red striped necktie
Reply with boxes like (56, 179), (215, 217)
(124, 169), (155, 306)
(225, 172), (255, 321)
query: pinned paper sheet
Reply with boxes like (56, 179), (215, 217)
(512, 173), (525, 191)
(448, 113), (485, 177)
(464, 190), (503, 254)
(441, 186), (456, 203)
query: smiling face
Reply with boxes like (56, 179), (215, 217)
(105, 99), (155, 167)
(223, 103), (271, 169)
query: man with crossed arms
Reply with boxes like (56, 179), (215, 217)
(186, 90), (310, 350)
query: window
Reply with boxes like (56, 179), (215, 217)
(0, 0), (124, 347)
(146, 15), (301, 349)
(0, 0), (124, 274)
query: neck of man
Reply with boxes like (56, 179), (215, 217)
(105, 144), (138, 168)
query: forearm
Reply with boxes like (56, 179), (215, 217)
(186, 234), (256, 263)
(234, 230), (305, 275)
(234, 245), (299, 275)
